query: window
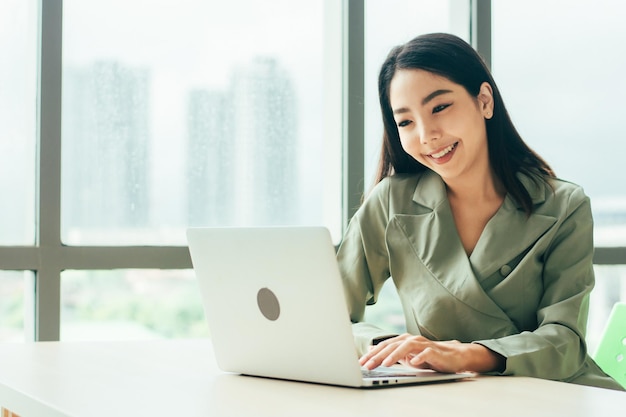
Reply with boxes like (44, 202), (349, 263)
(492, 0), (626, 247)
(1, 0), (624, 343)
(0, 0), (36, 343)
(62, 0), (337, 246)
(589, 265), (626, 353)
(61, 269), (206, 340)
(0, 0), (339, 342)
(0, 272), (33, 342)
(0, 0), (36, 245)
(51, 0), (335, 339)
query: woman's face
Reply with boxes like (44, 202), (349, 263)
(388, 69), (494, 183)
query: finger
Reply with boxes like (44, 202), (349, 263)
(360, 346), (392, 369)
(362, 341), (407, 369)
(376, 333), (419, 347)
(374, 338), (428, 368)
(361, 335), (430, 369)
(359, 343), (385, 366)
(380, 340), (424, 367)
(359, 334), (409, 366)
(359, 347), (386, 367)
(408, 349), (430, 368)
(409, 347), (457, 373)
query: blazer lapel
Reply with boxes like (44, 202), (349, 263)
(388, 172), (506, 320)
(389, 172), (556, 321)
(470, 190), (557, 280)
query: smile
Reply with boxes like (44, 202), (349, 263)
(429, 142), (458, 159)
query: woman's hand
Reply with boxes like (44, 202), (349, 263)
(359, 333), (505, 374)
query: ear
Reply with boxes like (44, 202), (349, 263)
(477, 82), (494, 119)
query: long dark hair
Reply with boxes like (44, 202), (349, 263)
(375, 33), (554, 215)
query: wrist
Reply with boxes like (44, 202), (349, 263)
(465, 343), (506, 373)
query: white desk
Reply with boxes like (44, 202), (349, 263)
(0, 339), (624, 417)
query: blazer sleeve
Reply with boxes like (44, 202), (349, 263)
(336, 179), (398, 355)
(475, 186), (596, 382)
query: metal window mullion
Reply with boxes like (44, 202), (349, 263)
(471, 0), (491, 69)
(593, 247), (626, 265)
(343, 0), (365, 230)
(62, 247), (192, 270)
(36, 0), (63, 341)
(0, 248), (40, 270)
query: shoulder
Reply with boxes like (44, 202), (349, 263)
(369, 171), (444, 200)
(357, 173), (426, 221)
(364, 173), (422, 204)
(527, 175), (590, 218)
(545, 177), (590, 214)
(371, 173), (422, 194)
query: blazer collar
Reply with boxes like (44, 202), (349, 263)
(411, 170), (547, 210)
(411, 170), (448, 210)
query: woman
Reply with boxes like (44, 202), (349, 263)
(337, 33), (623, 390)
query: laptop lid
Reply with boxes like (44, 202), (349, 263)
(187, 226), (473, 388)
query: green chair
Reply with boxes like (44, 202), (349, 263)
(593, 302), (626, 389)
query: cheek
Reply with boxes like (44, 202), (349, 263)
(399, 135), (419, 157)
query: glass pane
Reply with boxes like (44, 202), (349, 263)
(364, 280), (406, 334)
(492, 0), (626, 246)
(364, 0), (470, 187)
(61, 0), (337, 246)
(0, 271), (33, 342)
(0, 0), (37, 245)
(61, 270), (207, 341)
(588, 265), (626, 354)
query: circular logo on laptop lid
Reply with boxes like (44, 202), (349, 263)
(257, 287), (280, 321)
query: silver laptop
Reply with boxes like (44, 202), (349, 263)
(186, 226), (474, 388)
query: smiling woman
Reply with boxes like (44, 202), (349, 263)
(336, 33), (624, 391)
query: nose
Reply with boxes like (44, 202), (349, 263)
(418, 119), (440, 144)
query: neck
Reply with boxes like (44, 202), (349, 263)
(444, 168), (505, 203)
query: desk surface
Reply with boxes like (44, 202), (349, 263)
(0, 339), (624, 417)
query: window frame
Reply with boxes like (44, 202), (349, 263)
(0, 0), (623, 342)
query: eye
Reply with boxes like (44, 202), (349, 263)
(433, 103), (451, 113)
(397, 120), (412, 128)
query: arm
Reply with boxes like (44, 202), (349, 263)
(476, 187), (594, 381)
(337, 180), (398, 355)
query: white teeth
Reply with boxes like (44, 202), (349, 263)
(430, 143), (456, 159)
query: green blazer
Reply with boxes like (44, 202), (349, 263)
(337, 170), (623, 390)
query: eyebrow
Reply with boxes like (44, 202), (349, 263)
(421, 89), (453, 105)
(392, 89), (454, 115)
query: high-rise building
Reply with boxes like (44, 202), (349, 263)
(230, 57), (299, 225)
(186, 90), (235, 226)
(63, 62), (150, 234)
(186, 57), (299, 227)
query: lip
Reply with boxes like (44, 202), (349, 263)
(426, 142), (459, 160)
